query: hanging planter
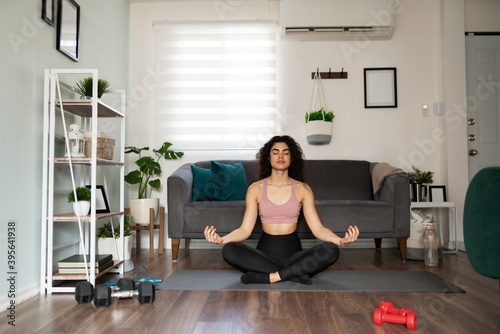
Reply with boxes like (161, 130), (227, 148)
(305, 73), (335, 145)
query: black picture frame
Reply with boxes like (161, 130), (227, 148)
(56, 0), (80, 62)
(42, 0), (55, 26)
(86, 185), (110, 213)
(364, 67), (398, 108)
(429, 185), (447, 202)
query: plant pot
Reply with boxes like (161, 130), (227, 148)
(305, 121), (332, 145)
(129, 198), (159, 226)
(98, 235), (134, 272)
(72, 201), (90, 216)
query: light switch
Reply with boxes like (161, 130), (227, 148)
(434, 102), (443, 115)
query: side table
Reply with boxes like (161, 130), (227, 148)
(410, 202), (458, 253)
(125, 207), (165, 258)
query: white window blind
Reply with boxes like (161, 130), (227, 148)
(153, 21), (277, 150)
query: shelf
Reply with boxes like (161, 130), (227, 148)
(53, 211), (124, 221)
(411, 202), (456, 208)
(54, 157), (124, 166)
(53, 99), (124, 118)
(51, 260), (124, 280)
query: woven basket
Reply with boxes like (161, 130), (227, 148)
(84, 132), (115, 160)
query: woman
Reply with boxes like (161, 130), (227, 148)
(204, 135), (359, 284)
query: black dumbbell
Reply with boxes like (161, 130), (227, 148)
(75, 278), (139, 304)
(94, 281), (155, 307)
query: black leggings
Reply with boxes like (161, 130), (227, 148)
(221, 231), (340, 281)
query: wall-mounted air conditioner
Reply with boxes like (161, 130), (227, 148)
(280, 0), (395, 40)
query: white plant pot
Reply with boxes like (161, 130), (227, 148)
(305, 120), (333, 145)
(98, 235), (134, 272)
(129, 198), (159, 226)
(72, 201), (91, 216)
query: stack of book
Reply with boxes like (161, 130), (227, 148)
(58, 254), (113, 274)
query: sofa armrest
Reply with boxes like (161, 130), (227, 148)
(375, 173), (411, 237)
(167, 163), (194, 238)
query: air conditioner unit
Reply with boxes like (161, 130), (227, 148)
(280, 0), (395, 40)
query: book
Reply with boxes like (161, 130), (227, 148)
(58, 260), (114, 274)
(58, 254), (113, 268)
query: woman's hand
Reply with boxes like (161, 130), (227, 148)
(204, 226), (224, 245)
(339, 225), (359, 247)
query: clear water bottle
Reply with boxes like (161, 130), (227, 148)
(423, 224), (439, 267)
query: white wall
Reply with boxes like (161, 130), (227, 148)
(0, 0), (129, 308)
(129, 0), (467, 248)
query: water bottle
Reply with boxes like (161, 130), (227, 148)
(423, 224), (439, 267)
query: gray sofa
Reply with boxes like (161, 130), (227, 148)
(167, 160), (410, 261)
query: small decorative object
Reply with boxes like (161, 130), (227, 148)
(125, 142), (184, 225)
(429, 185), (446, 202)
(407, 166), (434, 202)
(67, 186), (91, 216)
(97, 215), (134, 272)
(423, 223), (439, 267)
(73, 77), (112, 99)
(65, 123), (86, 158)
(305, 72), (335, 145)
(85, 185), (110, 213)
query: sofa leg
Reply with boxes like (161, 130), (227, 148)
(398, 238), (407, 262)
(185, 238), (191, 250)
(374, 238), (382, 250)
(172, 238), (180, 262)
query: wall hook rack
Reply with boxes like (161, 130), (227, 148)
(311, 68), (348, 79)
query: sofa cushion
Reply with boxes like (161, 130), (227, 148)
(211, 161), (248, 201)
(191, 165), (216, 201)
(305, 160), (374, 200)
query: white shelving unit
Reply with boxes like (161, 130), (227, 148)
(40, 69), (126, 294)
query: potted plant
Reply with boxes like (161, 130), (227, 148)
(407, 166), (434, 202)
(125, 142), (183, 225)
(305, 107), (335, 145)
(73, 77), (111, 99)
(97, 215), (134, 272)
(67, 186), (91, 216)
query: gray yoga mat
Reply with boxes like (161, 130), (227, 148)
(158, 270), (465, 293)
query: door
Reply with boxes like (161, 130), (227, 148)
(465, 34), (500, 181)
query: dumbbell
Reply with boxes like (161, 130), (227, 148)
(378, 301), (414, 316)
(94, 281), (155, 307)
(373, 307), (417, 330)
(106, 277), (136, 291)
(75, 278), (134, 304)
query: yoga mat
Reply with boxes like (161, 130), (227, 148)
(158, 270), (465, 293)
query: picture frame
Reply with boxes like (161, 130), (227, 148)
(364, 67), (398, 108)
(42, 0), (55, 26)
(429, 185), (447, 202)
(56, 0), (80, 62)
(86, 185), (110, 213)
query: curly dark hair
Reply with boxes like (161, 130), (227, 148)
(256, 135), (306, 182)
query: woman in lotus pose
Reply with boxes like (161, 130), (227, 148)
(204, 135), (359, 284)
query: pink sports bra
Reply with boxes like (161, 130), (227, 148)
(259, 178), (301, 224)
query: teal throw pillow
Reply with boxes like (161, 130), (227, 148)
(211, 161), (248, 201)
(191, 165), (216, 201)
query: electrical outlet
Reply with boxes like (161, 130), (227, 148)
(422, 104), (428, 117)
(434, 102), (443, 115)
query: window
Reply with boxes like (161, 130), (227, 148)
(153, 21), (277, 150)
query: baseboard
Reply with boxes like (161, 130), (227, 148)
(0, 281), (40, 312)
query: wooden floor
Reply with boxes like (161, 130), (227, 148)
(2, 247), (500, 333)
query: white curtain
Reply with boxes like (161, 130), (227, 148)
(153, 21), (277, 150)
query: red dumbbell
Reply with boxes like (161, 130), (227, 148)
(378, 301), (414, 316)
(373, 308), (417, 330)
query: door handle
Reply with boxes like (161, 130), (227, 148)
(468, 134), (476, 141)
(468, 149), (478, 156)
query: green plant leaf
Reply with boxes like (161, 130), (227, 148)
(125, 146), (149, 155)
(149, 179), (161, 190)
(124, 170), (142, 184)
